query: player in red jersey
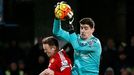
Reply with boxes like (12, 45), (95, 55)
(39, 36), (72, 75)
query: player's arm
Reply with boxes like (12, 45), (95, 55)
(68, 33), (79, 50)
(53, 1), (74, 42)
(54, 68), (71, 75)
(39, 68), (54, 75)
(53, 19), (70, 42)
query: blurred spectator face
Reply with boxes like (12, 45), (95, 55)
(120, 68), (130, 75)
(10, 62), (17, 71)
(105, 67), (114, 75)
(107, 38), (115, 49)
(38, 56), (45, 64)
(119, 54), (126, 60)
(18, 60), (25, 70)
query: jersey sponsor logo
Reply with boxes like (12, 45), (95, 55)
(60, 60), (70, 71)
(48, 58), (55, 67)
(50, 58), (55, 63)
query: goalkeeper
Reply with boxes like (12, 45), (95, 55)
(53, 1), (102, 75)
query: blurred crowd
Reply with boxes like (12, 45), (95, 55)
(0, 37), (49, 75)
(0, 35), (134, 75)
(100, 35), (134, 75)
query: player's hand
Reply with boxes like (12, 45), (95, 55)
(68, 18), (74, 34)
(67, 10), (74, 20)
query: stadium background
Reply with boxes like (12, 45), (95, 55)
(0, 0), (134, 75)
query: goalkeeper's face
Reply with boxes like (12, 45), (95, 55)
(80, 24), (94, 40)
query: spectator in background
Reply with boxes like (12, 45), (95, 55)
(17, 60), (28, 75)
(5, 61), (19, 75)
(26, 37), (49, 75)
(101, 38), (118, 75)
(33, 55), (48, 75)
(4, 40), (25, 65)
(115, 42), (130, 75)
(104, 67), (114, 75)
(120, 68), (131, 75)
(126, 35), (134, 67)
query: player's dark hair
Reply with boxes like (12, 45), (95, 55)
(42, 36), (59, 47)
(79, 17), (95, 28)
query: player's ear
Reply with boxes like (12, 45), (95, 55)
(51, 47), (55, 51)
(51, 46), (56, 51)
(91, 27), (95, 33)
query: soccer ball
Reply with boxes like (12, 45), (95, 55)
(54, 1), (73, 20)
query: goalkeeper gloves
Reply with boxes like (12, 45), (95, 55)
(68, 18), (74, 34)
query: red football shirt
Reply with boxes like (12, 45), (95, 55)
(48, 49), (72, 75)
